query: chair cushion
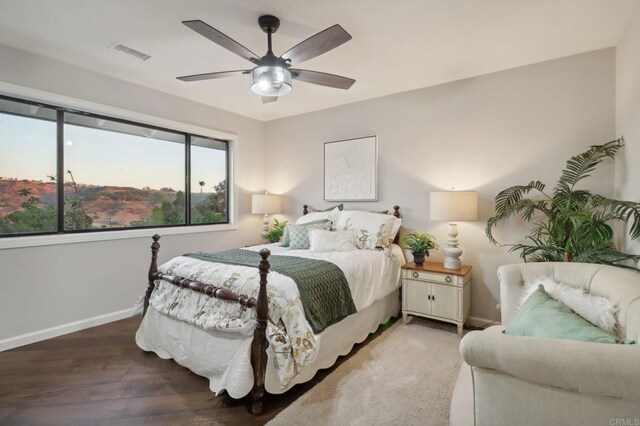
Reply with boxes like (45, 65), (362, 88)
(505, 285), (620, 344)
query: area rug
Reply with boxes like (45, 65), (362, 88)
(267, 317), (463, 426)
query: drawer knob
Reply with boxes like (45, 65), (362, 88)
(445, 275), (452, 283)
(412, 271), (419, 278)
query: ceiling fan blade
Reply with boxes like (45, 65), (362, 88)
(183, 20), (261, 64)
(177, 69), (250, 82)
(290, 69), (355, 90)
(281, 24), (352, 65)
(262, 96), (278, 104)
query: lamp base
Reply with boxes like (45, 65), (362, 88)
(443, 222), (463, 270)
(443, 257), (461, 270)
(262, 214), (270, 237)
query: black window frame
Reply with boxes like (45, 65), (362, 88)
(0, 94), (231, 238)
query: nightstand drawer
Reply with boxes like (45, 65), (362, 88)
(403, 269), (456, 285)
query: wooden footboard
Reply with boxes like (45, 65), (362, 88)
(142, 234), (271, 415)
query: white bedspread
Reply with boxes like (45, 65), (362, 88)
(137, 244), (405, 387)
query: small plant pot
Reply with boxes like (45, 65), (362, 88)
(412, 251), (427, 265)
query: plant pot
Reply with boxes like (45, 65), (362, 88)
(412, 251), (427, 265)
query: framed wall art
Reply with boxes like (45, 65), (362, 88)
(324, 135), (378, 201)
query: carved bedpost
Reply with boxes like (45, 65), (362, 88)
(250, 248), (270, 415)
(303, 204), (308, 215)
(144, 234), (161, 316)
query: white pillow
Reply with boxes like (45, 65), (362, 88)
(296, 207), (340, 225)
(390, 217), (402, 241)
(332, 210), (397, 250)
(309, 229), (357, 252)
(519, 276), (618, 333)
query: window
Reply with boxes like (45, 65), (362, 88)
(0, 95), (230, 238)
(64, 113), (186, 230)
(190, 136), (228, 225)
(0, 98), (58, 236)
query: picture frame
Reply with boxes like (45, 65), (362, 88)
(324, 135), (378, 201)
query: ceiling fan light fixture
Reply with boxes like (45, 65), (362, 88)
(250, 66), (292, 97)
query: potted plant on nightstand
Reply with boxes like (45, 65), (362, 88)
(262, 219), (288, 243)
(403, 230), (439, 266)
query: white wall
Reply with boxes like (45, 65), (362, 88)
(266, 49), (616, 322)
(0, 44), (267, 345)
(616, 3), (640, 258)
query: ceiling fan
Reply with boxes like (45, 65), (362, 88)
(177, 15), (356, 104)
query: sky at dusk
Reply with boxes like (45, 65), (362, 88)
(0, 114), (226, 192)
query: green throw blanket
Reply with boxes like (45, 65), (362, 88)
(184, 249), (356, 333)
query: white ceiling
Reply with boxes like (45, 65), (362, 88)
(0, 0), (636, 121)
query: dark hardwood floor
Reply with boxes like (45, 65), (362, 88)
(0, 316), (391, 425)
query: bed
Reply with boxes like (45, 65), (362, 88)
(135, 205), (405, 414)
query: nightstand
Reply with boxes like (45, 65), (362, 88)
(401, 261), (472, 337)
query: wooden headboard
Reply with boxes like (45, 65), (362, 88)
(302, 205), (401, 244)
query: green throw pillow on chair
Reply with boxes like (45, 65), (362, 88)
(505, 285), (621, 344)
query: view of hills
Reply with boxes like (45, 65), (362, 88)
(0, 177), (226, 234)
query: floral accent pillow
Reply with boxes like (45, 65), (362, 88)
(332, 210), (397, 250)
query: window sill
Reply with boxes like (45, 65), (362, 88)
(0, 224), (238, 250)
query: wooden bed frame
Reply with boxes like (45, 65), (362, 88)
(142, 205), (400, 415)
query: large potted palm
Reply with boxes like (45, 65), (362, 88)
(486, 138), (640, 269)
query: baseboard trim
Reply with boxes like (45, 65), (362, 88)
(0, 310), (496, 352)
(467, 316), (501, 328)
(0, 308), (136, 352)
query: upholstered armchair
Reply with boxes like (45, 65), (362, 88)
(450, 262), (640, 426)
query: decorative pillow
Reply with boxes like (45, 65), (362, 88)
(309, 229), (357, 252)
(519, 276), (618, 333)
(282, 219), (329, 247)
(390, 217), (402, 241)
(289, 222), (332, 250)
(506, 286), (620, 344)
(308, 203), (343, 213)
(296, 207), (341, 226)
(332, 210), (397, 250)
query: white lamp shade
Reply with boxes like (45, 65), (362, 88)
(430, 191), (478, 221)
(251, 194), (282, 214)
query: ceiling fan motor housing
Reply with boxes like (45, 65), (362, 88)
(259, 15), (280, 34)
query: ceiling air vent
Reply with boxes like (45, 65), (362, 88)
(113, 43), (151, 61)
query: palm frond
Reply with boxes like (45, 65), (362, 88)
(572, 248), (640, 270)
(486, 197), (550, 244)
(592, 195), (640, 240)
(556, 138), (624, 190)
(495, 181), (546, 215)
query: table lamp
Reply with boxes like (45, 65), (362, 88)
(430, 191), (478, 269)
(252, 193), (282, 236)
